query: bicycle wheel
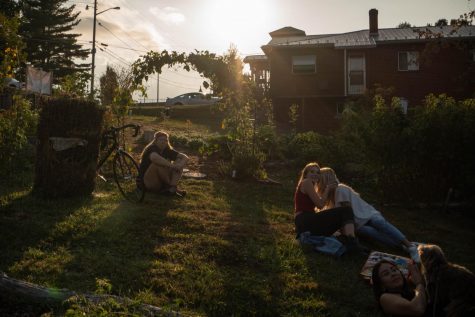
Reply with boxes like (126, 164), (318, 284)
(113, 151), (145, 202)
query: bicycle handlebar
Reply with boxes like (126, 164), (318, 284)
(105, 124), (141, 138)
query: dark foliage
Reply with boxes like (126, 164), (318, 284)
(19, 0), (90, 82)
(33, 97), (104, 198)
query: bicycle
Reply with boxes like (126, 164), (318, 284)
(96, 123), (145, 203)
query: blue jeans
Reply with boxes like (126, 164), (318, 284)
(357, 213), (406, 247)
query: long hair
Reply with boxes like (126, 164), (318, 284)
(419, 244), (448, 282)
(316, 167), (339, 209)
(419, 244), (448, 312)
(140, 130), (172, 161)
(419, 244), (475, 316)
(372, 260), (413, 302)
(297, 162), (320, 187)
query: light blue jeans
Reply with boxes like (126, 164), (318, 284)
(357, 213), (406, 247)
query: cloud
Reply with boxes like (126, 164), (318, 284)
(149, 6), (185, 25)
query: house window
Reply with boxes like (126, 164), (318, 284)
(292, 55), (316, 74)
(398, 51), (419, 71)
(349, 70), (364, 85)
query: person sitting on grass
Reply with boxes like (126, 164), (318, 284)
(294, 162), (366, 253)
(418, 244), (475, 317)
(316, 167), (420, 262)
(139, 131), (188, 197)
(372, 259), (427, 316)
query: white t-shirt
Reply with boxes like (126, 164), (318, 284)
(334, 184), (380, 229)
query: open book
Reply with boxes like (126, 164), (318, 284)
(360, 251), (411, 282)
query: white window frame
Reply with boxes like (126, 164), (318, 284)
(347, 54), (366, 95)
(292, 55), (316, 74)
(398, 51), (419, 71)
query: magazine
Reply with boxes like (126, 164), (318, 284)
(360, 251), (411, 282)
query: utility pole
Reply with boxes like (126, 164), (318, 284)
(90, 0), (97, 99)
(88, 2), (120, 99)
(157, 72), (160, 106)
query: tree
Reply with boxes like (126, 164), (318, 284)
(397, 22), (412, 28)
(435, 18), (448, 26)
(19, 0), (90, 82)
(0, 13), (25, 80)
(56, 72), (90, 97)
(99, 65), (119, 106)
(0, 0), (20, 18)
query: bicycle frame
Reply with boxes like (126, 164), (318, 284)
(96, 124), (140, 180)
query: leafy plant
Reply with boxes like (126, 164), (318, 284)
(0, 95), (38, 178)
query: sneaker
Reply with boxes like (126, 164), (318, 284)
(161, 189), (184, 198)
(407, 245), (420, 263)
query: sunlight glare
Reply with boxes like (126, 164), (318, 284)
(203, 0), (274, 53)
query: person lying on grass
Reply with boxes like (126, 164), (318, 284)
(139, 130), (188, 197)
(294, 162), (367, 254)
(316, 167), (420, 262)
(418, 244), (475, 317)
(372, 259), (427, 316)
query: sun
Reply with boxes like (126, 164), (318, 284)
(202, 0), (275, 52)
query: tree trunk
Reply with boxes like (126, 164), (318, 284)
(0, 272), (181, 316)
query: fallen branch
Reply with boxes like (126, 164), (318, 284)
(0, 271), (181, 316)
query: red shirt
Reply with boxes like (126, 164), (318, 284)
(294, 184), (316, 214)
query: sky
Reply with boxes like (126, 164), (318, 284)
(70, 0), (474, 102)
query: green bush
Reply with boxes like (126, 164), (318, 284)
(0, 95), (38, 179)
(333, 93), (475, 203)
(229, 141), (267, 179)
(198, 134), (230, 158)
(285, 131), (325, 165)
(187, 138), (205, 151)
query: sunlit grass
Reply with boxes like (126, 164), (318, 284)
(1, 112), (474, 316)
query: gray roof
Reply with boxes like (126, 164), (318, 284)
(243, 55), (268, 62)
(264, 25), (475, 49)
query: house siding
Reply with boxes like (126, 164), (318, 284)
(268, 41), (474, 133)
(365, 42), (474, 105)
(270, 48), (344, 98)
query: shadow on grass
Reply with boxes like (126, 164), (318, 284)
(0, 186), (94, 277)
(174, 176), (346, 316)
(1, 181), (199, 300)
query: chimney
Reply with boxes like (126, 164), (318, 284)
(369, 8), (378, 36)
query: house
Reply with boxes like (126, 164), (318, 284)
(246, 9), (475, 133)
(243, 55), (270, 93)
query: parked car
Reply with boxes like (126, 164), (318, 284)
(165, 92), (221, 106)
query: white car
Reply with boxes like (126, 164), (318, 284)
(165, 92), (221, 106)
(2, 78), (22, 89)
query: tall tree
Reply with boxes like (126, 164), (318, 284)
(0, 0), (20, 18)
(19, 0), (90, 82)
(99, 65), (119, 106)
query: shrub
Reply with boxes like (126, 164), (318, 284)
(0, 95), (38, 179)
(333, 93), (475, 203)
(285, 131), (325, 165)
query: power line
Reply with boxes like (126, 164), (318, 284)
(97, 22), (136, 51)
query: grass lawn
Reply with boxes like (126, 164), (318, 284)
(1, 111), (474, 316)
